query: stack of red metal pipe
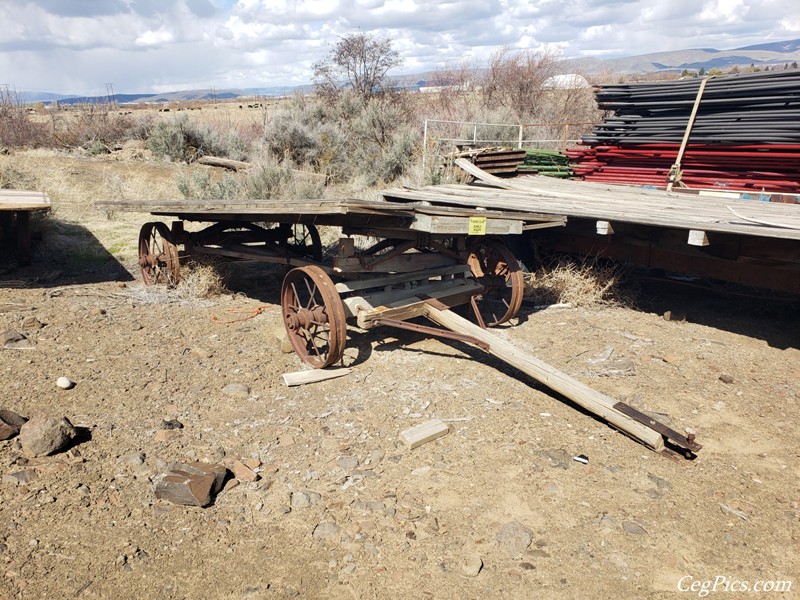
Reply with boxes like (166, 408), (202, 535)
(567, 70), (800, 193)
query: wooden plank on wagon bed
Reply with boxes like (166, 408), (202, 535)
(334, 252), (458, 274)
(410, 213), (522, 235)
(334, 265), (471, 293)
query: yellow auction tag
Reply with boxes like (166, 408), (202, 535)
(468, 216), (487, 235)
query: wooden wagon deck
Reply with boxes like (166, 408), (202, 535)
(385, 159), (800, 241)
(378, 160), (800, 292)
(98, 197), (565, 234)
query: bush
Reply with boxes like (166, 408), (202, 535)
(148, 114), (239, 163)
(86, 139), (111, 155)
(262, 100), (349, 178)
(50, 104), (134, 148)
(177, 170), (241, 200)
(178, 160), (325, 202)
(0, 93), (51, 148)
(349, 98), (418, 185)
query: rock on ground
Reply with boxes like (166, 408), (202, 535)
(19, 415), (77, 457)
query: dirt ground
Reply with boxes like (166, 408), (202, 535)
(1, 151), (799, 599)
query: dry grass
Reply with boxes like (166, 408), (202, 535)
(524, 255), (633, 308)
(176, 259), (228, 298)
(117, 260), (228, 307)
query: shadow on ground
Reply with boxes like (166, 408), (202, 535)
(0, 215), (134, 287)
(629, 274), (799, 350)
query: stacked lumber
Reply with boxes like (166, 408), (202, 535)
(518, 149), (574, 178)
(450, 148), (527, 175)
(567, 69), (800, 194)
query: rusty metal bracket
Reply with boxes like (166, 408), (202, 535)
(469, 294), (488, 329)
(373, 317), (490, 351)
(613, 402), (702, 458)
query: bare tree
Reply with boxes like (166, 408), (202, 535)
(313, 33), (403, 104)
(480, 47), (561, 120)
(423, 59), (482, 122)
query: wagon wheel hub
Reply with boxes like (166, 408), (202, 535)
(139, 253), (159, 268)
(286, 306), (328, 331)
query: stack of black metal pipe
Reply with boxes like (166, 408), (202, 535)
(568, 69), (800, 192)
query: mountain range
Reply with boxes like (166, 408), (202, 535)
(17, 38), (800, 105)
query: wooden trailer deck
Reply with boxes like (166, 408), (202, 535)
(0, 190), (51, 265)
(380, 160), (800, 292)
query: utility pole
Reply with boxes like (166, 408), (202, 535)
(105, 83), (116, 108)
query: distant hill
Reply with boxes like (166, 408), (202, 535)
(736, 40), (800, 53)
(16, 38), (800, 104)
(562, 38), (800, 75)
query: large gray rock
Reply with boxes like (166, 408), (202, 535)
(19, 415), (77, 457)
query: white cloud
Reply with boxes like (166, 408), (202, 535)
(136, 29), (176, 47)
(0, 0), (796, 93)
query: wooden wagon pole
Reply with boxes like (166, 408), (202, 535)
(422, 303), (666, 452)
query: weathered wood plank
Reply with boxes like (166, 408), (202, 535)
(410, 213), (522, 235)
(334, 265), (470, 293)
(283, 368), (352, 387)
(0, 191), (51, 212)
(422, 305), (664, 451)
(399, 419), (450, 449)
(334, 252), (458, 274)
(342, 277), (482, 326)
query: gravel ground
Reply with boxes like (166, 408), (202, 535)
(1, 256), (798, 599)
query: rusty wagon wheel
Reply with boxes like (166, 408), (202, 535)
(138, 222), (180, 286)
(467, 239), (524, 327)
(281, 265), (347, 368)
(281, 223), (323, 262)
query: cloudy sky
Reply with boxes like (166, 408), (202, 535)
(1, 0), (798, 95)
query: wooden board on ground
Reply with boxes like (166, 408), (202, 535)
(283, 368), (352, 387)
(400, 419), (450, 449)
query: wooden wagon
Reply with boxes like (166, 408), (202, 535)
(97, 195), (700, 460)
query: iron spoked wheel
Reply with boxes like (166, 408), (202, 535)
(467, 240), (524, 327)
(281, 265), (347, 368)
(138, 222), (180, 286)
(280, 223), (323, 261)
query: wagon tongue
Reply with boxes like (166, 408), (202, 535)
(612, 402), (703, 461)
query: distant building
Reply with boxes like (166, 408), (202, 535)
(542, 74), (591, 89)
